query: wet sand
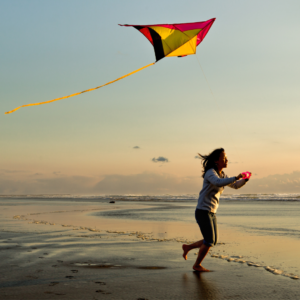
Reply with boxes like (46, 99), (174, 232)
(0, 199), (299, 299)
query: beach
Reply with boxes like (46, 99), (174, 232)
(0, 195), (299, 299)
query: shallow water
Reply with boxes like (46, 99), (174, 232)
(218, 201), (300, 239)
(1, 195), (299, 241)
(92, 200), (300, 240)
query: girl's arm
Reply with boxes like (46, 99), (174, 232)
(227, 178), (248, 189)
(205, 169), (237, 187)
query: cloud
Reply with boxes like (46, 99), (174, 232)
(35, 176), (96, 193)
(0, 175), (96, 194)
(0, 169), (28, 174)
(133, 146), (140, 149)
(93, 173), (198, 194)
(0, 172), (200, 195)
(152, 156), (169, 163)
(1, 171), (300, 195)
(53, 171), (61, 175)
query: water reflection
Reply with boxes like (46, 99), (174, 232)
(182, 272), (220, 300)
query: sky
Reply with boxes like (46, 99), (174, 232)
(1, 0), (300, 194)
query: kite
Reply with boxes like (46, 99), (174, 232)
(5, 18), (215, 114)
(120, 18), (215, 61)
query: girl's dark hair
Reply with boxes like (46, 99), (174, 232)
(198, 148), (225, 178)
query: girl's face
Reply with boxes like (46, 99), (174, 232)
(215, 151), (228, 169)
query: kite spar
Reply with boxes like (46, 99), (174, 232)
(5, 18), (215, 115)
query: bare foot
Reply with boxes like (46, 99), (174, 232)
(182, 244), (190, 260)
(193, 265), (210, 272)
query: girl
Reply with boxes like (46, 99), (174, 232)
(182, 148), (250, 272)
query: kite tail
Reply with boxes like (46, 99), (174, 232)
(5, 62), (155, 115)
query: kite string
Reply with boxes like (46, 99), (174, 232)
(5, 62), (155, 115)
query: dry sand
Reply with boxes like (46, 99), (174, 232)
(0, 200), (299, 299)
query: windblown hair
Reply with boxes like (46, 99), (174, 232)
(198, 148), (225, 178)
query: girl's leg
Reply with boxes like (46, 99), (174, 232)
(191, 210), (216, 271)
(193, 243), (211, 272)
(212, 213), (218, 246)
(182, 240), (204, 260)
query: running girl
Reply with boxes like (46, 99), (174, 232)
(182, 148), (251, 272)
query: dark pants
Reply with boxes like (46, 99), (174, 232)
(195, 209), (218, 247)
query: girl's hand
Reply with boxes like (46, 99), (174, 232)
(240, 172), (252, 181)
(236, 173), (243, 180)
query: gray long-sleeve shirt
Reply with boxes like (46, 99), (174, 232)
(196, 168), (247, 213)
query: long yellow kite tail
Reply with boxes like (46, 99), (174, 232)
(5, 62), (155, 115)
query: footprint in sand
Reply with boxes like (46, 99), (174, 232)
(71, 270), (78, 273)
(45, 291), (66, 295)
(96, 290), (111, 294)
(57, 260), (63, 263)
(26, 275), (38, 279)
(52, 265), (58, 267)
(55, 293), (66, 296)
(49, 282), (59, 286)
(95, 281), (106, 285)
(65, 276), (74, 279)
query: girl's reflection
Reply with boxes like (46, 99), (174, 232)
(182, 272), (220, 300)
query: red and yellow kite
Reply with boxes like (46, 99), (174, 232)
(120, 18), (215, 61)
(5, 18), (215, 114)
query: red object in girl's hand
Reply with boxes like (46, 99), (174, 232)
(242, 172), (252, 179)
